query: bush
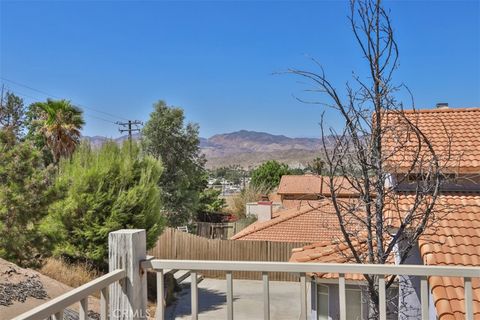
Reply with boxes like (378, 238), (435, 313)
(42, 141), (165, 269)
(231, 184), (268, 218)
(0, 130), (56, 267)
(250, 160), (291, 192)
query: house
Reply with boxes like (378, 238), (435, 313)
(290, 107), (480, 319)
(277, 175), (358, 209)
(232, 198), (361, 243)
(234, 175), (360, 243)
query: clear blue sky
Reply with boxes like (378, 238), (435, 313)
(1, 0), (479, 138)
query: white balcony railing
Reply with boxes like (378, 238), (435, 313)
(13, 229), (480, 320)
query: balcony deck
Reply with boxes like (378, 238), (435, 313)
(12, 230), (480, 320)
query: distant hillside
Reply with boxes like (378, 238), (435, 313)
(200, 130), (323, 168)
(82, 133), (140, 148)
(83, 130), (324, 169)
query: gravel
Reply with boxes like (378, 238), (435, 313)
(0, 266), (48, 306)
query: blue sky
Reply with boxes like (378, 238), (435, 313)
(1, 0), (479, 138)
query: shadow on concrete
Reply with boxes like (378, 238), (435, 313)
(166, 283), (238, 318)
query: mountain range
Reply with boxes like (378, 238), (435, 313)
(82, 130), (323, 169)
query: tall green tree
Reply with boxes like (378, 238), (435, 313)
(42, 142), (165, 269)
(27, 99), (85, 164)
(250, 160), (291, 192)
(0, 90), (25, 138)
(142, 100), (207, 226)
(0, 129), (56, 267)
(198, 188), (226, 214)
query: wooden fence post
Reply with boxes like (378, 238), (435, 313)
(109, 229), (148, 320)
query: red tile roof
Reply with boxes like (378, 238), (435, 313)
(418, 193), (480, 319)
(289, 239), (394, 281)
(290, 193), (480, 319)
(276, 175), (358, 196)
(231, 199), (358, 243)
(383, 108), (480, 173)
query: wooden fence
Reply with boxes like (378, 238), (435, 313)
(148, 228), (309, 281)
(195, 220), (253, 239)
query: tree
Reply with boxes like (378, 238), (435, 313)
(0, 129), (56, 267)
(198, 188), (227, 214)
(27, 99), (85, 164)
(0, 90), (25, 138)
(142, 100), (207, 226)
(209, 165), (244, 185)
(289, 0), (449, 316)
(42, 142), (165, 269)
(307, 157), (324, 175)
(250, 160), (291, 192)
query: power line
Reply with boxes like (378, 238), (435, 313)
(116, 120), (143, 140)
(0, 77), (130, 121)
(3, 86), (118, 125)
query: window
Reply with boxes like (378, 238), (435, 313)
(317, 285), (329, 320)
(316, 285), (364, 320)
(346, 288), (363, 320)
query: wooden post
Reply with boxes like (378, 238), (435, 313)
(109, 229), (148, 319)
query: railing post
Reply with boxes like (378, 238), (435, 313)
(109, 229), (148, 320)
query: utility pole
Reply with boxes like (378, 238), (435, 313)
(116, 120), (143, 140)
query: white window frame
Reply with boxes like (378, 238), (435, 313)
(345, 287), (364, 320)
(317, 284), (329, 320)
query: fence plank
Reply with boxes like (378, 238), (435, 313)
(148, 228), (308, 281)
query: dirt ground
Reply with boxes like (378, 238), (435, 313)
(0, 258), (99, 320)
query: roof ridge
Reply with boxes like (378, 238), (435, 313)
(231, 202), (323, 240)
(398, 107), (480, 114)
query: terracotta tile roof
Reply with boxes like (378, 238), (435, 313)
(417, 193), (480, 319)
(281, 199), (319, 209)
(383, 107), (480, 173)
(290, 193), (480, 319)
(277, 175), (358, 196)
(231, 199), (357, 243)
(290, 239), (394, 281)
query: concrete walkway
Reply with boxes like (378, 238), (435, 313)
(166, 277), (310, 320)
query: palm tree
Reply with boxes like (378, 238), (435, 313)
(35, 99), (85, 164)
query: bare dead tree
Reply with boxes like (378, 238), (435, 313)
(288, 0), (455, 318)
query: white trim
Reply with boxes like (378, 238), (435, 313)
(143, 259), (480, 278)
(317, 284), (329, 320)
(345, 287), (364, 320)
(13, 269), (126, 320)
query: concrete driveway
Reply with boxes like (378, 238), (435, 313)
(166, 277), (310, 320)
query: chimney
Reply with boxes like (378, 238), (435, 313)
(245, 201), (273, 221)
(436, 102), (449, 109)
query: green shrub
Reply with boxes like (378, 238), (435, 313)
(0, 130), (56, 267)
(250, 160), (291, 192)
(42, 141), (165, 269)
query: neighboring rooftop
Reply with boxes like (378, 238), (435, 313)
(232, 198), (360, 243)
(276, 175), (357, 196)
(383, 107), (480, 173)
(418, 193), (480, 319)
(290, 192), (480, 320)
